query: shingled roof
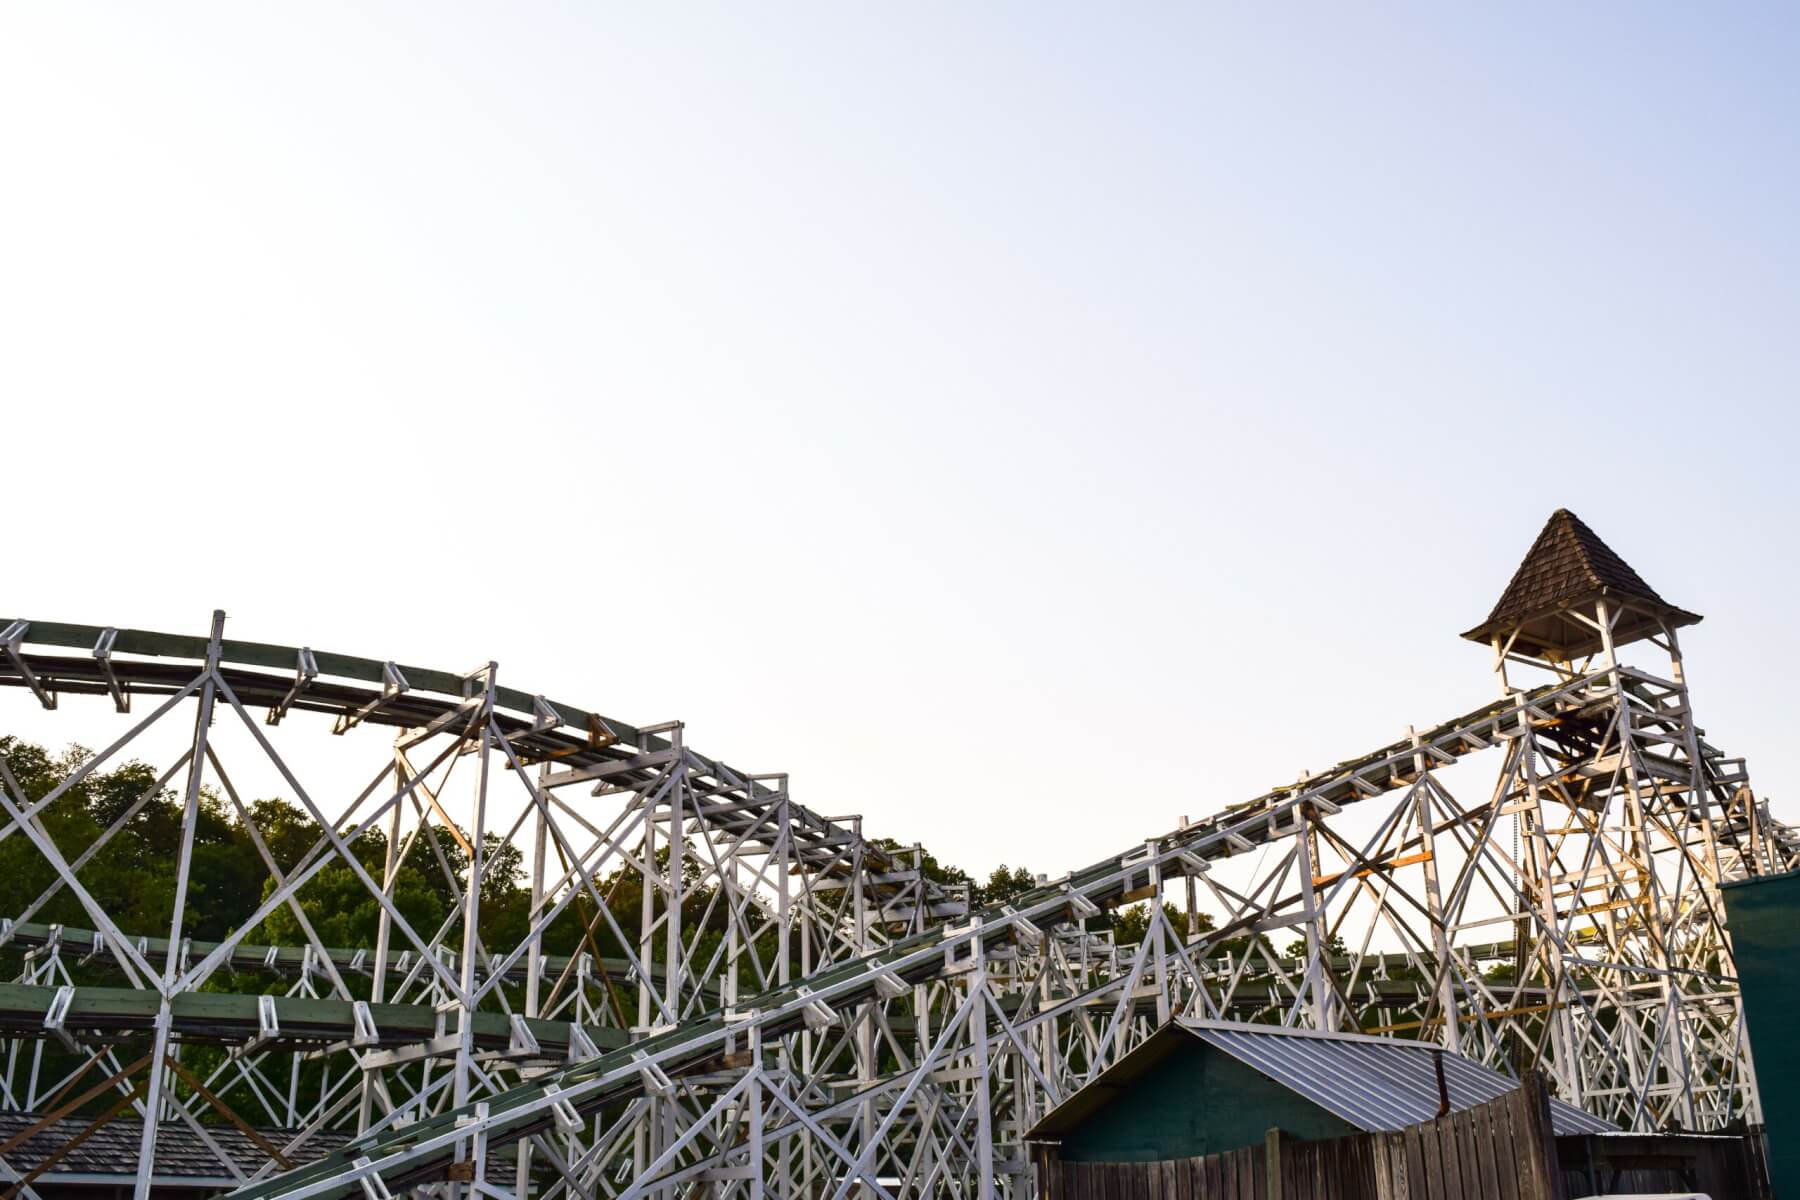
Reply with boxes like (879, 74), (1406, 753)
(1461, 509), (1700, 660)
(0, 1113), (351, 1186)
(0, 1113), (515, 1187)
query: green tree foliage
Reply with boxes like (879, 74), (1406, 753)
(0, 737), (715, 982)
(1112, 901), (1217, 947)
(1285, 933), (1351, 960)
(976, 863), (1037, 906)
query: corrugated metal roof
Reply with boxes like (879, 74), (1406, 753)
(1179, 1019), (1615, 1137)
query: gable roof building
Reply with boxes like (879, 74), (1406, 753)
(1026, 1019), (1614, 1165)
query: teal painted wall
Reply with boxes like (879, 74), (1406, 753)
(1723, 871), (1800, 1199)
(1059, 1042), (1358, 1163)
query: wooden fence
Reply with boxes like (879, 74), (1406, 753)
(1049, 1145), (1265, 1200)
(1373, 1070), (1563, 1200)
(1556, 1130), (1773, 1199)
(1037, 1073), (1772, 1200)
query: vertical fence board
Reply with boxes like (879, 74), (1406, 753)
(1402, 1124), (1425, 1200)
(1495, 1096), (1521, 1200)
(1373, 1134), (1397, 1200)
(1470, 1098), (1497, 1200)
(1455, 1109), (1478, 1199)
(1440, 1115), (1468, 1200)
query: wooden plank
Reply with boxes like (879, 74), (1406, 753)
(1470, 1100), (1498, 1200)
(1441, 1115), (1464, 1200)
(1402, 1124), (1426, 1200)
(1440, 1115), (1468, 1194)
(1356, 1138), (1376, 1200)
(1508, 1086), (1539, 1200)
(1421, 1117), (1448, 1200)
(1520, 1073), (1566, 1200)
(1493, 1094), (1520, 1200)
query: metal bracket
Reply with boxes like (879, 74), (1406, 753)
(1175, 850), (1212, 875)
(631, 1052), (676, 1099)
(565, 1024), (602, 1064)
(351, 1000), (380, 1047)
(334, 661), (408, 734)
(1006, 912), (1045, 949)
(92, 628), (128, 713)
(542, 1083), (583, 1134)
(871, 969), (910, 1001)
(793, 985), (839, 1031)
(529, 695), (563, 734)
(1061, 890), (1100, 921)
(267, 647), (319, 726)
(0, 622), (55, 710)
(508, 1014), (542, 1057)
(245, 994), (281, 1055)
(43, 985), (79, 1052)
(353, 1160), (394, 1200)
(587, 712), (619, 748)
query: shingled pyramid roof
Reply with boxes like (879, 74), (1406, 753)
(1461, 509), (1700, 660)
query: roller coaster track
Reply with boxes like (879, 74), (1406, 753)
(0, 576), (1790, 1200)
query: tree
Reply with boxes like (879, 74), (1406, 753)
(1284, 932), (1349, 960)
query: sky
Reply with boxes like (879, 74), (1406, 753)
(3, 5), (1798, 884)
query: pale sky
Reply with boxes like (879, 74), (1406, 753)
(3, 5), (1797, 883)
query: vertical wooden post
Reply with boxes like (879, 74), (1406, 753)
(1517, 1071), (1566, 1200)
(1265, 1128), (1284, 1200)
